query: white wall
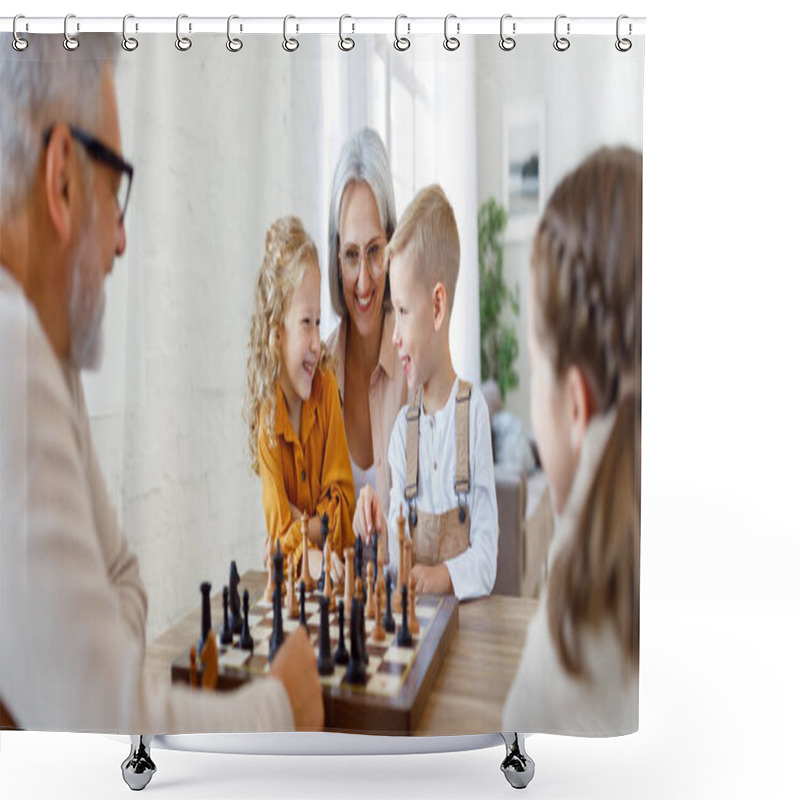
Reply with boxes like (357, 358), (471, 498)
(475, 35), (644, 430)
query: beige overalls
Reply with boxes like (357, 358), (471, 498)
(404, 380), (472, 565)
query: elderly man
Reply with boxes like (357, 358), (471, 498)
(0, 34), (322, 735)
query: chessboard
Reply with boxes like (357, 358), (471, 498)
(171, 570), (458, 734)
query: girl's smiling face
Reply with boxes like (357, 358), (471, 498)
(278, 261), (321, 419)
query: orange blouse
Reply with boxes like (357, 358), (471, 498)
(257, 367), (355, 567)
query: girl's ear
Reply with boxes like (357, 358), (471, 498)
(432, 281), (447, 332)
(565, 365), (596, 454)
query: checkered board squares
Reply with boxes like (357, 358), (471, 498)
(211, 592), (440, 698)
(172, 581), (459, 734)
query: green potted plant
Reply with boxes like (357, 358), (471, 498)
(478, 198), (520, 402)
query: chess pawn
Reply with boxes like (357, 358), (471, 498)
(408, 578), (420, 635)
(221, 585), (233, 645)
(300, 512), (315, 592)
(200, 629), (218, 690)
(344, 547), (354, 614)
(371, 583), (386, 643)
(288, 554), (300, 620)
(240, 588), (254, 652)
(365, 562), (376, 620)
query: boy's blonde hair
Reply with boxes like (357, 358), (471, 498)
(385, 184), (460, 314)
(245, 217), (331, 472)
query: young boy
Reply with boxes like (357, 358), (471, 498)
(367, 184), (498, 600)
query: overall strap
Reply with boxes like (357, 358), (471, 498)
(404, 386), (424, 501)
(454, 380), (472, 496)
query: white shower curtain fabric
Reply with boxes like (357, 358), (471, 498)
(0, 30), (643, 736)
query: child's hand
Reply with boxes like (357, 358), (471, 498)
(354, 485), (385, 542)
(410, 563), (453, 595)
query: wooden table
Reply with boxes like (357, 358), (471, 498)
(145, 571), (537, 735)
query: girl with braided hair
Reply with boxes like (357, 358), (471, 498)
(503, 147), (641, 734)
(245, 217), (355, 579)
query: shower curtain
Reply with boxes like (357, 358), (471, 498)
(0, 21), (644, 739)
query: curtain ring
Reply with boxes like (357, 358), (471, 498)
(394, 14), (411, 51)
(226, 15), (243, 52)
(282, 15), (299, 52)
(499, 14), (515, 51)
(122, 14), (139, 51)
(63, 14), (79, 51)
(339, 14), (355, 51)
(175, 14), (192, 51)
(615, 14), (632, 52)
(553, 14), (570, 52)
(443, 14), (460, 51)
(12, 15), (29, 51)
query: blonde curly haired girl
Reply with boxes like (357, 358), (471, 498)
(245, 217), (355, 572)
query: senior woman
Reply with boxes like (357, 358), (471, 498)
(326, 129), (407, 557)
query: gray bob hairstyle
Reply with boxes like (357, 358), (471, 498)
(0, 33), (118, 217)
(327, 128), (397, 319)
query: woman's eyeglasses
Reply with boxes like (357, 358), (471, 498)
(339, 239), (387, 281)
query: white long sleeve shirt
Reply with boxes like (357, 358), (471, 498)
(0, 266), (294, 733)
(386, 377), (498, 600)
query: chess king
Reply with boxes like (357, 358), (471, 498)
(0, 32), (322, 734)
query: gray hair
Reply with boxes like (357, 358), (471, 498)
(0, 33), (118, 217)
(327, 128), (397, 319)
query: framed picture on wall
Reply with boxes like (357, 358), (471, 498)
(502, 101), (545, 242)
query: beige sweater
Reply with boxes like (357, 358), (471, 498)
(1, 266), (293, 733)
(502, 410), (639, 736)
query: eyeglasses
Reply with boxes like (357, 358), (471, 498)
(339, 238), (387, 281)
(43, 124), (134, 224)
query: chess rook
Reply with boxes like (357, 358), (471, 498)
(345, 597), (367, 684)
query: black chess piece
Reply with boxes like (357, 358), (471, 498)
(240, 589), (254, 651)
(397, 584), (413, 647)
(198, 581), (212, 653)
(361, 594), (369, 665)
(345, 597), (367, 684)
(371, 529), (379, 591)
(221, 585), (233, 645)
(383, 569), (396, 634)
(318, 512), (329, 592)
(229, 561), (243, 635)
(355, 536), (364, 597)
(334, 599), (349, 665)
(299, 581), (308, 631)
(317, 595), (334, 676)
(269, 541), (285, 662)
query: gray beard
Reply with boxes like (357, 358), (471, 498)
(67, 211), (106, 370)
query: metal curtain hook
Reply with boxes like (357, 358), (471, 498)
(394, 14), (410, 51)
(122, 14), (139, 51)
(444, 14), (460, 51)
(615, 14), (632, 52)
(499, 14), (515, 51)
(176, 14), (192, 51)
(63, 14), (79, 51)
(12, 15), (29, 51)
(339, 14), (355, 51)
(553, 14), (570, 52)
(227, 14), (243, 52)
(283, 15), (299, 52)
